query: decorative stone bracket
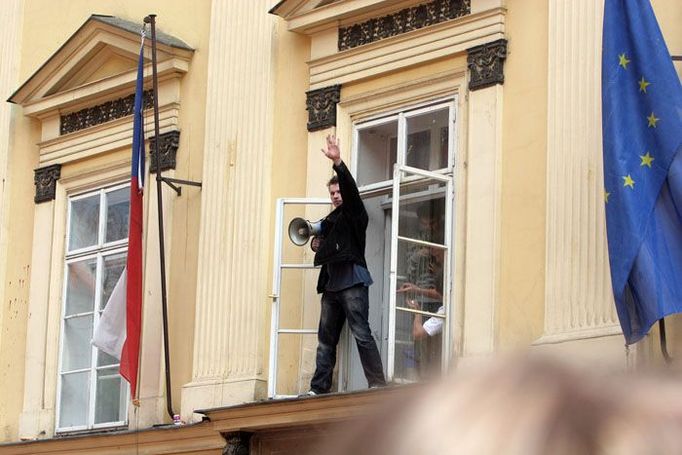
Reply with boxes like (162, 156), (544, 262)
(222, 431), (252, 455)
(34, 164), (62, 203)
(306, 85), (341, 132)
(149, 130), (180, 174)
(467, 39), (508, 91)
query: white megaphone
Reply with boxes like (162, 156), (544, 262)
(288, 217), (323, 246)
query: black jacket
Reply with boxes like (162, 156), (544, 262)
(314, 161), (368, 293)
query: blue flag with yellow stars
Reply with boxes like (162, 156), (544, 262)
(602, 0), (682, 345)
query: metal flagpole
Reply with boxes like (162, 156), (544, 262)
(143, 12), (202, 422)
(144, 13), (174, 421)
(658, 319), (673, 364)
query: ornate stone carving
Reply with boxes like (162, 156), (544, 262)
(223, 432), (252, 455)
(149, 130), (180, 173)
(306, 85), (341, 132)
(338, 0), (470, 51)
(34, 164), (61, 203)
(60, 90), (154, 135)
(467, 39), (508, 91)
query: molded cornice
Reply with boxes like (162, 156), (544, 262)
(8, 14), (193, 118)
(271, 0), (425, 33)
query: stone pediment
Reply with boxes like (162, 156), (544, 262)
(8, 14), (193, 118)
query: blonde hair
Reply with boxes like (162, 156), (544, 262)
(316, 354), (682, 455)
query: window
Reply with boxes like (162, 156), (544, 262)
(350, 99), (455, 386)
(57, 184), (130, 431)
(355, 102), (452, 190)
(268, 100), (457, 397)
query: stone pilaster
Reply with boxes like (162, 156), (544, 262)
(461, 84), (503, 356)
(182, 0), (274, 418)
(540, 0), (620, 344)
(1, 0), (31, 439)
(460, 41), (508, 355)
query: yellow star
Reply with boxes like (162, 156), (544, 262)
(647, 112), (659, 128)
(638, 77), (650, 93)
(619, 53), (631, 69)
(604, 190), (611, 203)
(640, 152), (654, 168)
(623, 175), (635, 189)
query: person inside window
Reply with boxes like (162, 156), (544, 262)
(398, 201), (444, 378)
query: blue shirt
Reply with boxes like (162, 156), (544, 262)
(325, 262), (373, 292)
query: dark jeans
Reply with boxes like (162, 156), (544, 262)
(310, 285), (386, 393)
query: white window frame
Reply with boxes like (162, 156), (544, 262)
(351, 97), (457, 196)
(350, 97), (458, 382)
(56, 182), (130, 433)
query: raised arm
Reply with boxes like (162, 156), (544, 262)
(321, 134), (365, 216)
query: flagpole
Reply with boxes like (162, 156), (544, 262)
(144, 13), (175, 421)
(658, 319), (672, 364)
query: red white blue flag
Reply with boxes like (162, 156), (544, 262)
(93, 32), (146, 401)
(119, 33), (146, 400)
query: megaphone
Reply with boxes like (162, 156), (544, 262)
(288, 217), (323, 246)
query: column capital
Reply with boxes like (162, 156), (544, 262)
(33, 164), (61, 203)
(306, 84), (341, 132)
(149, 130), (180, 174)
(467, 38), (508, 91)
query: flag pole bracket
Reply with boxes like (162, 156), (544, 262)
(160, 176), (202, 196)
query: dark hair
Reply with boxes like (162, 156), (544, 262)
(327, 175), (339, 187)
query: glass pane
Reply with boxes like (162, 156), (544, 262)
(95, 367), (127, 424)
(405, 107), (449, 171)
(395, 192), (446, 312)
(68, 194), (100, 251)
(101, 253), (127, 311)
(394, 310), (443, 382)
(59, 371), (90, 428)
(62, 314), (93, 371)
(65, 257), (97, 316)
(105, 187), (129, 243)
(356, 119), (398, 187)
(393, 188), (446, 382)
(97, 348), (119, 367)
(395, 182), (446, 241)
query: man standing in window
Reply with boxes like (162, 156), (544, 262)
(307, 134), (386, 395)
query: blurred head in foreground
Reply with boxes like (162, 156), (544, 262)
(316, 354), (682, 455)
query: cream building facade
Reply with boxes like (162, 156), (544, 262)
(0, 0), (680, 453)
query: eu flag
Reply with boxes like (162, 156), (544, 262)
(602, 0), (682, 344)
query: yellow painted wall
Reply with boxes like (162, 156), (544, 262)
(1, 0), (319, 436)
(0, 116), (39, 441)
(2, 0), (678, 444)
(498, 1), (548, 347)
(0, 0), (24, 440)
(497, 0), (679, 349)
(1, 0), (212, 441)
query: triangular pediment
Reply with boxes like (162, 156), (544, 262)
(9, 14), (193, 115)
(46, 42), (139, 95)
